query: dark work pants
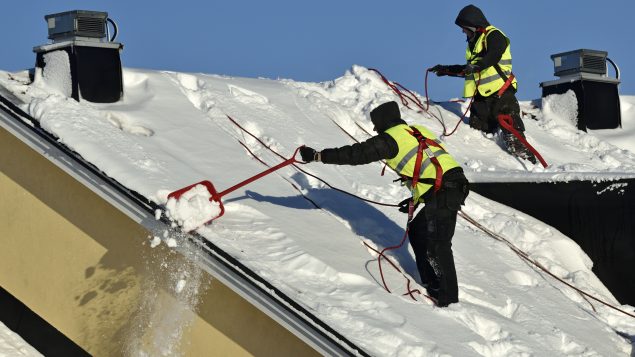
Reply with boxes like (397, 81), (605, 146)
(469, 90), (526, 134)
(408, 177), (467, 306)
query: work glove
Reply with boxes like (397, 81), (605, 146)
(430, 64), (449, 77)
(463, 63), (480, 75)
(431, 64), (466, 77)
(398, 197), (419, 214)
(300, 146), (320, 162)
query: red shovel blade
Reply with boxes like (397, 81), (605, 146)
(165, 146), (303, 230)
(167, 180), (225, 230)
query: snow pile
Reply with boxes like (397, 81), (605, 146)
(542, 89), (579, 128)
(164, 183), (222, 231)
(33, 50), (72, 97)
(0, 66), (634, 356)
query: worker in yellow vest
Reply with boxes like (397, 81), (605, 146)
(300, 101), (469, 307)
(431, 4), (537, 164)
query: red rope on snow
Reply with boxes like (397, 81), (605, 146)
(227, 115), (398, 208)
(372, 68), (549, 165)
(227, 114), (432, 302)
(368, 68), (426, 112)
(324, 112), (633, 317)
(225, 113), (635, 317)
(458, 211), (635, 318)
(369, 68), (470, 137)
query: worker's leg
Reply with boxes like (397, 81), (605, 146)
(425, 201), (459, 307)
(408, 202), (440, 298)
(494, 92), (537, 163)
(468, 97), (496, 134)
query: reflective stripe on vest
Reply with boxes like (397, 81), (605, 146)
(385, 124), (460, 202)
(463, 25), (517, 97)
(394, 137), (446, 172)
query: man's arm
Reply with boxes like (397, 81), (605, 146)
(320, 133), (398, 165)
(474, 30), (507, 69)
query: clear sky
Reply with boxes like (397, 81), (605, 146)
(1, 1), (632, 101)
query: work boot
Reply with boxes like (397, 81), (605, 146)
(515, 144), (538, 164)
(436, 297), (458, 308)
(503, 132), (537, 164)
(503, 132), (518, 154)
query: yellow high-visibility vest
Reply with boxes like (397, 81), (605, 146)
(464, 25), (517, 97)
(385, 124), (460, 202)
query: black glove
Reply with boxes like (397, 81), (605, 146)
(300, 146), (319, 162)
(398, 197), (419, 214)
(463, 63), (480, 75)
(430, 64), (449, 77)
(431, 64), (466, 77)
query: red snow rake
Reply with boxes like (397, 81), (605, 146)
(167, 146), (304, 228)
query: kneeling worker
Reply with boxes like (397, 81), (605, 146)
(300, 101), (469, 307)
(431, 4), (537, 164)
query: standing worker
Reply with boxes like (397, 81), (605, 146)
(431, 4), (537, 164)
(300, 101), (469, 307)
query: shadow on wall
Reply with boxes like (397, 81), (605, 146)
(471, 179), (635, 306)
(0, 285), (90, 356)
(0, 126), (318, 357)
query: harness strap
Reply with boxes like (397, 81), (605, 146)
(497, 72), (515, 97)
(470, 27), (515, 97)
(407, 127), (443, 193)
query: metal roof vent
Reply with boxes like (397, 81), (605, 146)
(34, 10), (123, 103)
(550, 49), (608, 77)
(45, 10), (108, 42)
(541, 49), (621, 131)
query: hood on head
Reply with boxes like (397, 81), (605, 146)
(455, 4), (489, 30)
(370, 101), (406, 132)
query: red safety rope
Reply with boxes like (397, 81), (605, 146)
(368, 68), (426, 112)
(373, 68), (550, 166)
(376, 128), (426, 298)
(236, 140), (321, 209)
(369, 68), (472, 137)
(238, 136), (429, 302)
(227, 115), (398, 208)
(424, 69), (475, 137)
(227, 114), (431, 302)
(459, 211), (635, 319)
(225, 113), (635, 317)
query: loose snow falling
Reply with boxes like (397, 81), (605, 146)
(1, 64), (634, 356)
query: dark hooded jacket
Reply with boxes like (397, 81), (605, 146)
(455, 4), (489, 30)
(320, 101), (401, 165)
(454, 4), (507, 70)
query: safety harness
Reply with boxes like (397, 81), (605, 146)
(468, 26), (516, 98)
(382, 126), (445, 220)
(384, 126), (446, 205)
(407, 126), (444, 194)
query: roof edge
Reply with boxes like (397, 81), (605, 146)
(0, 89), (367, 357)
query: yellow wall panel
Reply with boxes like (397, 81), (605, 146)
(0, 125), (319, 356)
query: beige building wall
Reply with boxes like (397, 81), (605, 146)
(0, 125), (320, 356)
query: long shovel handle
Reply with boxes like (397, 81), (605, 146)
(216, 146), (303, 198)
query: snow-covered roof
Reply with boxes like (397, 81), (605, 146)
(1, 65), (634, 356)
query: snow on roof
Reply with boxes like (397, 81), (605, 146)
(0, 321), (41, 356)
(1, 66), (634, 356)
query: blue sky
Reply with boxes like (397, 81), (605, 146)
(1, 1), (632, 101)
